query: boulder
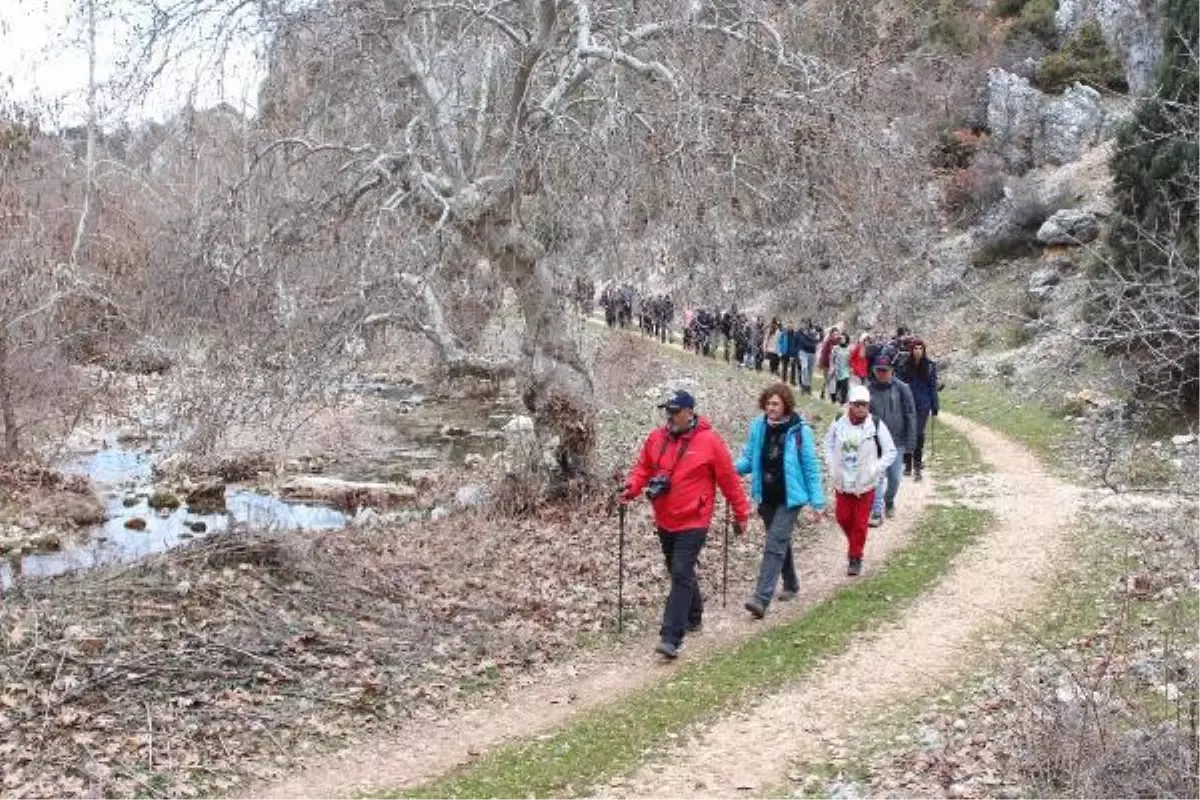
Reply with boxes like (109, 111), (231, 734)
(1028, 267), (1063, 296)
(987, 69), (1043, 172)
(1037, 84), (1115, 165)
(184, 480), (227, 515)
(278, 476), (418, 511)
(1037, 209), (1101, 245)
(987, 69), (1116, 171)
(32, 491), (106, 526)
(147, 490), (182, 511)
(124, 517), (148, 531)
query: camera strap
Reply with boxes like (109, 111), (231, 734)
(655, 430), (695, 477)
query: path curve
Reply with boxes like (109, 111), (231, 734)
(606, 413), (1083, 798)
(254, 474), (934, 797)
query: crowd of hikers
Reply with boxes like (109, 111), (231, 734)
(608, 285), (942, 660)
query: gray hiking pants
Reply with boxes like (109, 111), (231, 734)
(753, 503), (801, 607)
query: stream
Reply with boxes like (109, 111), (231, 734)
(1, 378), (517, 590)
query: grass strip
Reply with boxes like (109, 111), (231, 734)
(941, 383), (1073, 467)
(391, 503), (994, 799)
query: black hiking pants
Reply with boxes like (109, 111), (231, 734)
(905, 408), (932, 472)
(657, 528), (707, 646)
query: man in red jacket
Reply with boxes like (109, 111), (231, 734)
(622, 390), (751, 659)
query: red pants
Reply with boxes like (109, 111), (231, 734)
(835, 490), (876, 559)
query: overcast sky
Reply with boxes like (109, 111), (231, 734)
(0, 0), (263, 127)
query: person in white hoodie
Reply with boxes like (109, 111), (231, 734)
(823, 385), (897, 576)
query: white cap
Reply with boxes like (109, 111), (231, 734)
(848, 385), (871, 404)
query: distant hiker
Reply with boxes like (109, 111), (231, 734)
(621, 390), (750, 660)
(764, 320), (780, 374)
(784, 321), (802, 387)
(751, 317), (766, 371)
(772, 323), (792, 383)
(736, 383), (826, 618)
(849, 333), (871, 388)
(796, 321), (820, 395)
(823, 385), (897, 576)
(867, 356), (916, 527)
(897, 339), (939, 482)
(817, 326), (840, 402)
(830, 333), (851, 404)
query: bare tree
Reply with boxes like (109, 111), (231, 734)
(107, 0), (855, 478)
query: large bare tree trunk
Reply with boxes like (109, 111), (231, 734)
(481, 222), (595, 478)
(0, 325), (18, 459)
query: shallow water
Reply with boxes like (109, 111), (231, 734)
(1, 378), (519, 589)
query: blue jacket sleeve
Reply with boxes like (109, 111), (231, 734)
(736, 432), (753, 476)
(797, 424), (826, 510)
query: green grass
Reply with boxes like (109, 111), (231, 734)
(942, 383), (1073, 469)
(926, 413), (988, 479)
(387, 503), (994, 799)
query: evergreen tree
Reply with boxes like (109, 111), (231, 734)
(1096, 0), (1198, 409)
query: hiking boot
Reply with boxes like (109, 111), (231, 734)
(777, 589), (798, 602)
(847, 557), (863, 577)
(914, 467), (923, 482)
(655, 639), (680, 660)
(868, 513), (883, 528)
(885, 504), (896, 519)
(903, 464), (912, 477)
(744, 598), (766, 619)
(686, 620), (703, 633)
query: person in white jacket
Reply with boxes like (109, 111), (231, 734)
(823, 385), (897, 575)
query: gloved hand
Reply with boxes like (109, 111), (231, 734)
(931, 408), (939, 417)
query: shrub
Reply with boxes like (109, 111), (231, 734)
(992, 0), (1027, 16)
(1091, 0), (1199, 410)
(1035, 22), (1128, 93)
(1001, 0), (1057, 46)
(971, 231), (1040, 267)
(943, 162), (1006, 223)
(931, 0), (982, 52)
(931, 127), (988, 169)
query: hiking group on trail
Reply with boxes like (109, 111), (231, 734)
(614, 299), (941, 659)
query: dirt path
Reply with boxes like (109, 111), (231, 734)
(255, 477), (933, 798)
(604, 413), (1083, 798)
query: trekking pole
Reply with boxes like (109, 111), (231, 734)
(617, 503), (627, 633)
(722, 501), (731, 608)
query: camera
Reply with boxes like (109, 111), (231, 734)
(645, 474), (671, 500)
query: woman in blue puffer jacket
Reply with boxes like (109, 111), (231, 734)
(735, 382), (826, 618)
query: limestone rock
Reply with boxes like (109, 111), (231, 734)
(1037, 209), (1101, 245)
(184, 480), (227, 515)
(278, 476), (418, 510)
(1028, 267), (1063, 297)
(987, 69), (1117, 171)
